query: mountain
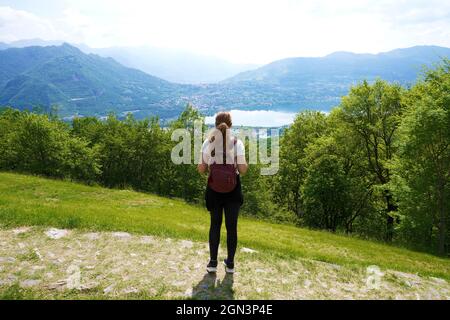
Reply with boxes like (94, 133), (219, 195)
(226, 45), (450, 84)
(0, 44), (449, 119)
(3, 39), (258, 84)
(6, 38), (64, 48)
(81, 45), (259, 84)
(204, 45), (450, 112)
(0, 44), (193, 119)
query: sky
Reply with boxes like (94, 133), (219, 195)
(0, 0), (449, 64)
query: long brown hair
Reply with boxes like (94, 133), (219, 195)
(210, 112), (233, 162)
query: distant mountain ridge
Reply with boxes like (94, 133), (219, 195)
(201, 45), (450, 112)
(225, 45), (450, 84)
(0, 44), (192, 119)
(82, 46), (259, 84)
(1, 39), (259, 84)
(0, 43), (449, 119)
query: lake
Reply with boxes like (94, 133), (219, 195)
(205, 110), (297, 127)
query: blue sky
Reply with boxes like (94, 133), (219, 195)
(0, 0), (449, 64)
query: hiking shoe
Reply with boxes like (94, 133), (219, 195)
(223, 259), (235, 274)
(206, 260), (218, 273)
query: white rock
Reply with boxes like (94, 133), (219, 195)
(103, 284), (115, 294)
(33, 248), (43, 261)
(141, 236), (156, 244)
(240, 247), (258, 254)
(46, 280), (66, 290)
(32, 265), (45, 271)
(304, 279), (312, 288)
(12, 227), (32, 235)
(184, 288), (193, 297)
(20, 279), (41, 288)
(84, 233), (100, 240)
(180, 240), (193, 249)
(7, 275), (18, 282)
(430, 277), (447, 284)
(0, 257), (16, 263)
(122, 287), (139, 294)
(112, 232), (131, 239)
(45, 228), (69, 239)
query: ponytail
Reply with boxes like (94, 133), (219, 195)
(209, 112), (233, 163)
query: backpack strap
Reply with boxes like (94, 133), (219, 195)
(233, 137), (238, 168)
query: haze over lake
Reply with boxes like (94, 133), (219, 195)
(205, 110), (297, 127)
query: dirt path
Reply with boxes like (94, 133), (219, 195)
(0, 226), (448, 300)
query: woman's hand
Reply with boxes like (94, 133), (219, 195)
(197, 163), (208, 174)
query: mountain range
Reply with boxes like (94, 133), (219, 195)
(0, 41), (449, 120)
(0, 44), (191, 119)
(1, 39), (258, 84)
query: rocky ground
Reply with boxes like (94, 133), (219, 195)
(0, 226), (448, 300)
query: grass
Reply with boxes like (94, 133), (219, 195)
(0, 284), (170, 300)
(0, 172), (449, 280)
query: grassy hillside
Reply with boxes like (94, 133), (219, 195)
(0, 172), (448, 282)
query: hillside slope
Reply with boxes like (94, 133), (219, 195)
(202, 45), (450, 112)
(0, 172), (448, 299)
(2, 39), (259, 84)
(0, 44), (193, 119)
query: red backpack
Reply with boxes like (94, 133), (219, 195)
(208, 139), (237, 193)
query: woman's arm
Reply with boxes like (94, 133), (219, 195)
(236, 155), (248, 176)
(198, 140), (209, 174)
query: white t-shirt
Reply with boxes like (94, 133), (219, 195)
(201, 137), (245, 166)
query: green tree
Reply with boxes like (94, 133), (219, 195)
(340, 79), (404, 241)
(274, 111), (327, 217)
(166, 104), (206, 202)
(393, 60), (450, 254)
(0, 109), (100, 181)
(302, 115), (374, 234)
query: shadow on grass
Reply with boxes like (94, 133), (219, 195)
(191, 273), (234, 300)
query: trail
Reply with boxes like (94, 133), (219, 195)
(0, 226), (448, 300)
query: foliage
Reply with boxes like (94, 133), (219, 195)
(391, 60), (450, 254)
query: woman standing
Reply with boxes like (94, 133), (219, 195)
(198, 112), (248, 274)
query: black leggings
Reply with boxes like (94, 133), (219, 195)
(209, 201), (240, 263)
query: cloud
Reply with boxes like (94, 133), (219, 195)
(0, 6), (63, 42)
(54, 8), (111, 45)
(0, 0), (449, 63)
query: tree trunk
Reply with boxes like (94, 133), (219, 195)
(438, 182), (447, 256)
(385, 191), (397, 242)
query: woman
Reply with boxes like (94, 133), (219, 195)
(198, 112), (248, 274)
